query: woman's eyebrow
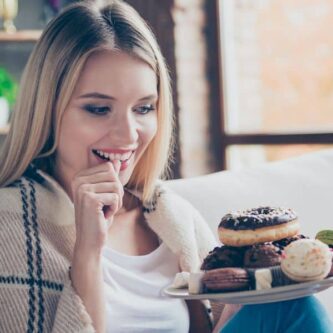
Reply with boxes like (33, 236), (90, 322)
(78, 93), (158, 101)
(78, 92), (115, 99)
(138, 94), (158, 102)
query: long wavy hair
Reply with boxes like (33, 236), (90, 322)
(0, 0), (174, 202)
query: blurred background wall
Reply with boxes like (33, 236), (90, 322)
(0, 0), (333, 178)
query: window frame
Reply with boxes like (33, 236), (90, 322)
(209, 0), (333, 170)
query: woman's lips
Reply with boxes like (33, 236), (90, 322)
(119, 157), (131, 171)
(92, 150), (134, 171)
(92, 148), (133, 161)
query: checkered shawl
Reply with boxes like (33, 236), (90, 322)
(0, 168), (217, 332)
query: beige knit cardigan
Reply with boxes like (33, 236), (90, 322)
(0, 168), (217, 332)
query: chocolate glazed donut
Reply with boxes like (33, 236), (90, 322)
(218, 207), (300, 247)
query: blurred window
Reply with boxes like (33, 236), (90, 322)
(219, 0), (333, 169)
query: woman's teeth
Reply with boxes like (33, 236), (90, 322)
(93, 149), (132, 162)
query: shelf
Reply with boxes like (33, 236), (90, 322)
(0, 124), (9, 135)
(0, 30), (42, 42)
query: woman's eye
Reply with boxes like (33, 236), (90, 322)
(135, 104), (156, 115)
(84, 105), (110, 115)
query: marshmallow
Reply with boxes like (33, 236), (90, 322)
(188, 271), (205, 294)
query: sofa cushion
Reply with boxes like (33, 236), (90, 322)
(166, 148), (333, 315)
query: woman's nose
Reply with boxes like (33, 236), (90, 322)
(109, 111), (139, 144)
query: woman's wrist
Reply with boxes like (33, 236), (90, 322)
(70, 245), (106, 333)
(73, 241), (104, 261)
(71, 245), (104, 288)
(71, 254), (102, 279)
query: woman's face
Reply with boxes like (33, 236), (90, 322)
(54, 50), (158, 196)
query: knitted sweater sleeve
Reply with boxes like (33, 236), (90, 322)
(0, 183), (95, 332)
(0, 221), (95, 333)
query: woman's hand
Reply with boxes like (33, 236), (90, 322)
(69, 161), (123, 333)
(71, 160), (124, 252)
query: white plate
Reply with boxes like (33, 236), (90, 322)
(164, 277), (333, 305)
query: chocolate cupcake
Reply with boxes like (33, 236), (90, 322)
(201, 246), (246, 270)
(272, 234), (308, 250)
(243, 243), (282, 269)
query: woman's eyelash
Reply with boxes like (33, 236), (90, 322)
(84, 105), (110, 115)
(83, 104), (155, 115)
(135, 104), (156, 114)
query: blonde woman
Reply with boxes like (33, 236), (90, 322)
(0, 1), (332, 333)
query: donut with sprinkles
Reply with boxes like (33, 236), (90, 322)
(218, 206), (300, 247)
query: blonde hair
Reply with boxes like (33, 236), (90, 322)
(0, 0), (174, 202)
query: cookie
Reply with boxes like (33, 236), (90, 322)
(315, 230), (333, 248)
(281, 239), (332, 282)
(202, 267), (249, 292)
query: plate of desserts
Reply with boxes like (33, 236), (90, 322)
(165, 207), (333, 305)
(164, 277), (333, 305)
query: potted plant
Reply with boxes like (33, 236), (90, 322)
(0, 67), (17, 127)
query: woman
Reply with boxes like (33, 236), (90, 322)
(0, 1), (216, 332)
(0, 1), (331, 332)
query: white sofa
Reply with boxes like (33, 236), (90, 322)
(166, 148), (333, 316)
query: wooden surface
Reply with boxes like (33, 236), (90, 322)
(222, 132), (333, 145)
(0, 30), (42, 42)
